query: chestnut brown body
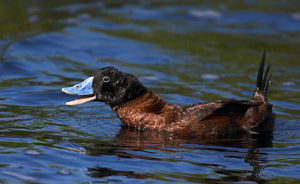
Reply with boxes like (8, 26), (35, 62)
(113, 91), (274, 136)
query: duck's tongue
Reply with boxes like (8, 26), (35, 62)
(61, 76), (95, 106)
(65, 95), (96, 106)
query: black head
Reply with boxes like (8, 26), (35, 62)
(91, 67), (148, 106)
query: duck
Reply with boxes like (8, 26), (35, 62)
(62, 52), (274, 136)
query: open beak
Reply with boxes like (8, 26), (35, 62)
(61, 76), (96, 106)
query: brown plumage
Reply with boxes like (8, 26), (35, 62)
(113, 92), (273, 136)
(62, 52), (274, 136)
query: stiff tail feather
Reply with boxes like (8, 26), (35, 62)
(253, 51), (272, 101)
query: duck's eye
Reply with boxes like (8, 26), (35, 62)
(75, 85), (80, 88)
(103, 76), (110, 83)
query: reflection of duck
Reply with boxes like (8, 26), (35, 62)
(84, 128), (272, 182)
(114, 127), (273, 150)
(62, 52), (274, 136)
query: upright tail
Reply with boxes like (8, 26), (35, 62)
(253, 51), (272, 102)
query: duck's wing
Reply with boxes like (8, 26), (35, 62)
(182, 99), (263, 123)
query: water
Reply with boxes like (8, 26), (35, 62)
(0, 0), (300, 183)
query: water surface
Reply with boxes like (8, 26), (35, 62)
(0, 0), (300, 183)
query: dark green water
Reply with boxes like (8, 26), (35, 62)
(0, 0), (300, 183)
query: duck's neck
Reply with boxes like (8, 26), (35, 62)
(111, 91), (167, 113)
